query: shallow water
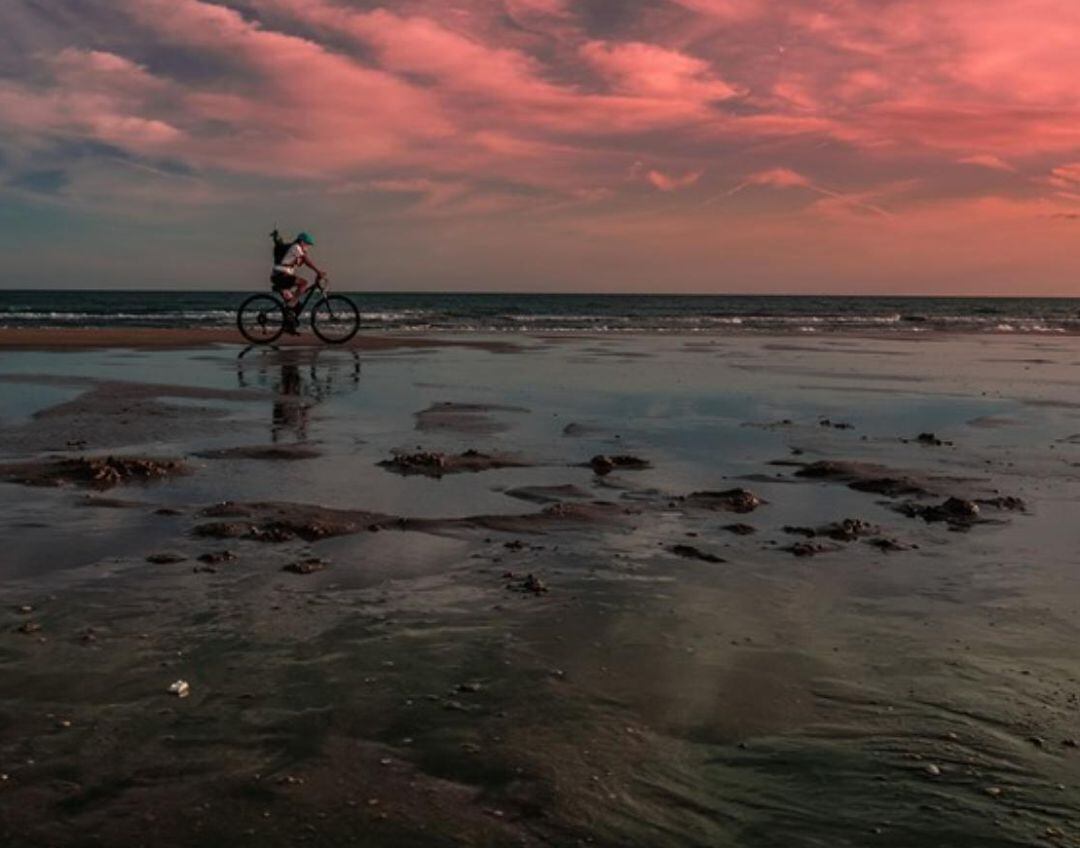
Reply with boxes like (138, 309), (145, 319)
(1, 334), (1079, 847)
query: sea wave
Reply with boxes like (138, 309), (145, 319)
(3, 293), (1080, 335)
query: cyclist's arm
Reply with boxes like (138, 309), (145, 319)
(301, 256), (326, 277)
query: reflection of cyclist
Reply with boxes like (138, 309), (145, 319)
(270, 231), (327, 334)
(272, 359), (309, 441)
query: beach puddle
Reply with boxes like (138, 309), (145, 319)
(1, 335), (1079, 846)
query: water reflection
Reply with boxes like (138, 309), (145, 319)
(236, 347), (361, 442)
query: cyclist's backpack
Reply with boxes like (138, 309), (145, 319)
(270, 228), (291, 265)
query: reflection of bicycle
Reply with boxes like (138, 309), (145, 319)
(236, 277), (359, 345)
(236, 347), (361, 442)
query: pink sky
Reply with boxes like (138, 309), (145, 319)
(3, 0), (1080, 293)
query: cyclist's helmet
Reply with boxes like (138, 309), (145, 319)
(296, 231), (315, 245)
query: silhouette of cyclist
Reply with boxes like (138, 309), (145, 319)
(270, 231), (327, 334)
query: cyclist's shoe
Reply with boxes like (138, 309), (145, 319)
(283, 308), (300, 335)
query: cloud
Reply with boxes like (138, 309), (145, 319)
(579, 40), (740, 101)
(1047, 163), (1080, 189)
(738, 168), (812, 190)
(958, 154), (1015, 172)
(668, 0), (764, 21)
(7, 168), (69, 195)
(647, 169), (703, 192)
(725, 168), (892, 217)
(5, 0), (1080, 292)
(0, 48), (183, 152)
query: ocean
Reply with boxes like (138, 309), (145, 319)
(2, 290), (1080, 334)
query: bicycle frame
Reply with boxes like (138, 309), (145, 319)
(287, 279), (328, 317)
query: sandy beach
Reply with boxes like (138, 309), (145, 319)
(2, 329), (1079, 847)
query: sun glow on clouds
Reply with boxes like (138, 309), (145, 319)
(4, 0), (1080, 292)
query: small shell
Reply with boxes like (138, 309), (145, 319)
(168, 680), (190, 698)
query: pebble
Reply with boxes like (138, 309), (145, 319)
(167, 680), (191, 698)
(924, 764), (941, 777)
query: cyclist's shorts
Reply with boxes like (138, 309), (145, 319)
(270, 271), (297, 290)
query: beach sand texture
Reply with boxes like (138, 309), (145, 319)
(1, 330), (1079, 846)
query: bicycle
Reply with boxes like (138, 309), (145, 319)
(236, 276), (360, 345)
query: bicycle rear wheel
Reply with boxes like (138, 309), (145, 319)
(237, 294), (286, 344)
(311, 295), (360, 344)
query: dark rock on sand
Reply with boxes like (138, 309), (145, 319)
(793, 460), (931, 498)
(379, 449), (528, 478)
(146, 552), (186, 564)
(785, 518), (879, 542)
(197, 550), (237, 565)
(0, 455), (188, 490)
(194, 503), (382, 543)
(197, 519), (342, 543)
(723, 523), (757, 535)
(195, 497), (633, 547)
(504, 572), (548, 595)
(562, 422), (605, 437)
(587, 455), (651, 476)
(866, 537), (913, 552)
(976, 495), (1026, 511)
(894, 497), (981, 528)
(912, 432), (952, 447)
(823, 518), (879, 541)
(785, 541), (840, 557)
(670, 544), (725, 563)
(78, 495), (144, 509)
(283, 558), (328, 575)
(195, 444), (321, 461)
(467, 500), (637, 534)
(503, 484), (592, 505)
(15, 621), (42, 634)
(683, 489), (764, 513)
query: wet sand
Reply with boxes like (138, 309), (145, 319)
(2, 331), (1080, 847)
(0, 327), (522, 353)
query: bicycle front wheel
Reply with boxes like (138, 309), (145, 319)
(311, 295), (360, 344)
(237, 294), (286, 344)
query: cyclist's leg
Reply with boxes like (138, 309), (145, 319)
(272, 272), (299, 306)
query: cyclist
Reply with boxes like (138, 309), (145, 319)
(270, 231), (327, 333)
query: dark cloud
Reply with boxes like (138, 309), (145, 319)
(8, 169), (70, 194)
(577, 0), (670, 37)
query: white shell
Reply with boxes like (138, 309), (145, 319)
(168, 680), (191, 698)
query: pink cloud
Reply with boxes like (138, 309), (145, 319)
(105, 0), (455, 175)
(668, 0), (764, 21)
(647, 169), (703, 192)
(580, 41), (740, 101)
(0, 48), (182, 151)
(8, 0), (1080, 285)
(725, 168), (892, 218)
(958, 154), (1014, 172)
(739, 168), (812, 190)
